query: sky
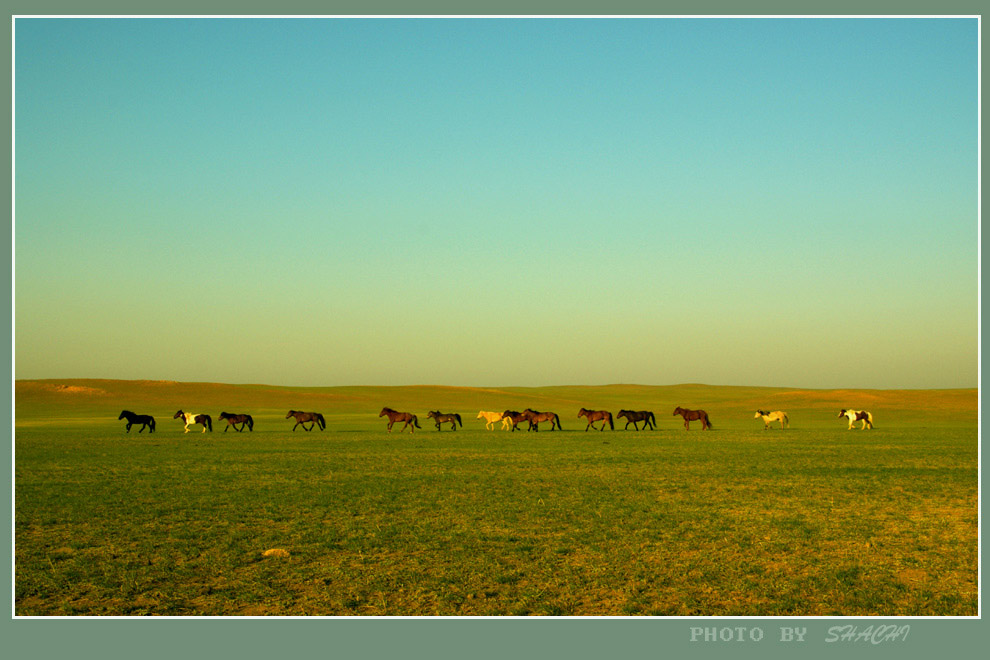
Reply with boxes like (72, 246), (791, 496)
(14, 18), (979, 389)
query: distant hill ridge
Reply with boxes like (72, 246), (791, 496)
(15, 379), (978, 422)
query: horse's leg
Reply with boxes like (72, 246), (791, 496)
(293, 421), (300, 431)
(126, 423), (132, 433)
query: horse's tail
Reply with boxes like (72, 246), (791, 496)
(783, 413), (789, 428)
(149, 417), (156, 432)
(706, 413), (712, 429)
(866, 412), (874, 427)
(555, 414), (562, 431)
(246, 415), (254, 431)
(455, 413), (462, 427)
(648, 412), (655, 426)
(317, 413), (326, 430)
(413, 415), (421, 429)
(204, 415), (213, 431)
(608, 413), (614, 430)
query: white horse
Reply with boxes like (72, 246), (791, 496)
(754, 410), (789, 429)
(477, 411), (511, 430)
(838, 409), (873, 430)
(173, 410), (212, 433)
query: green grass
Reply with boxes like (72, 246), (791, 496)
(14, 380), (978, 616)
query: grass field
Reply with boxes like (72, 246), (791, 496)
(14, 380), (979, 616)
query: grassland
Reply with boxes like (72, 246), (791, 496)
(14, 380), (978, 616)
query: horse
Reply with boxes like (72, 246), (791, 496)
(838, 409), (873, 430)
(522, 408), (562, 431)
(380, 407), (420, 433)
(173, 410), (212, 433)
(578, 408), (613, 431)
(501, 410), (529, 432)
(285, 410), (325, 432)
(219, 412), (254, 432)
(616, 410), (655, 430)
(477, 410), (510, 430)
(118, 410), (156, 433)
(427, 410), (462, 431)
(673, 407), (711, 430)
(755, 410), (789, 430)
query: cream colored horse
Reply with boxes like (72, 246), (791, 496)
(754, 410), (789, 430)
(477, 410), (511, 430)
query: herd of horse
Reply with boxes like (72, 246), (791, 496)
(118, 407), (876, 434)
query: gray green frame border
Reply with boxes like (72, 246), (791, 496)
(2, 3), (983, 659)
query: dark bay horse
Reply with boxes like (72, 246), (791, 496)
(174, 410), (212, 433)
(119, 410), (155, 433)
(522, 408), (562, 431)
(673, 407), (711, 430)
(286, 410), (326, 431)
(502, 410), (528, 432)
(380, 407), (420, 433)
(578, 408), (613, 431)
(219, 412), (254, 432)
(427, 410), (462, 431)
(616, 410), (655, 430)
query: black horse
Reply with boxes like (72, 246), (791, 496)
(219, 412), (254, 432)
(379, 407), (420, 433)
(286, 410), (326, 431)
(427, 410), (462, 431)
(118, 410), (155, 433)
(673, 406), (712, 430)
(501, 410), (528, 432)
(616, 410), (655, 430)
(578, 408), (613, 431)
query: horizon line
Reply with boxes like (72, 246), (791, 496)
(12, 377), (979, 392)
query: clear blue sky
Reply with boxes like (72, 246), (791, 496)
(14, 18), (978, 388)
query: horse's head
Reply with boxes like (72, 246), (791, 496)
(754, 411), (764, 418)
(220, 412), (229, 419)
(286, 411), (296, 419)
(578, 408), (588, 418)
(837, 409), (847, 417)
(673, 407), (683, 416)
(379, 408), (391, 417)
(173, 410), (184, 419)
(118, 411), (129, 420)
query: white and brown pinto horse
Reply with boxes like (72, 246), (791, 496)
(477, 411), (511, 430)
(838, 409), (874, 430)
(755, 410), (789, 430)
(173, 410), (212, 433)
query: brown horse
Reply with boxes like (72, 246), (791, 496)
(380, 407), (421, 433)
(219, 412), (254, 432)
(673, 406), (711, 430)
(578, 408), (613, 431)
(616, 410), (655, 430)
(501, 410), (528, 432)
(427, 410), (462, 431)
(522, 408), (562, 431)
(286, 410), (325, 431)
